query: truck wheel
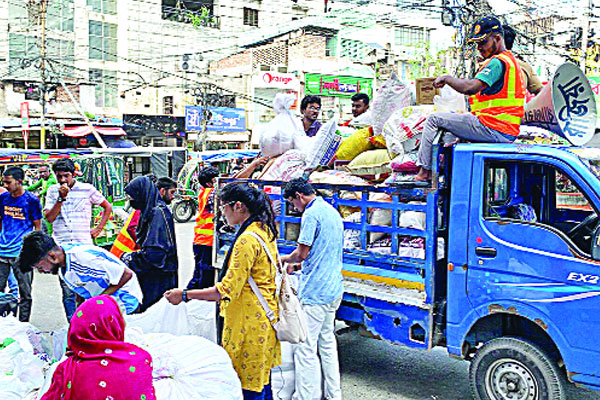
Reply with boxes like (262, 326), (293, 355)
(173, 200), (195, 223)
(469, 337), (565, 400)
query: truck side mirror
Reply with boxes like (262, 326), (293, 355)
(592, 226), (600, 260)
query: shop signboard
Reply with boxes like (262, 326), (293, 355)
(185, 106), (246, 132)
(588, 76), (600, 127)
(252, 71), (300, 90)
(305, 73), (373, 98)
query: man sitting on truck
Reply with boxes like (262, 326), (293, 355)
(414, 15), (525, 182)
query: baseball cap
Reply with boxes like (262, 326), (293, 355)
(469, 16), (504, 43)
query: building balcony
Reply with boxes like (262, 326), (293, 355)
(161, 5), (220, 29)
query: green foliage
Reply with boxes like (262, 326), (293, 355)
(406, 42), (448, 80)
(186, 7), (214, 28)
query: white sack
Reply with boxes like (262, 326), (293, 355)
(259, 93), (306, 157)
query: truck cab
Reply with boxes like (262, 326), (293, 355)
(447, 143), (600, 397)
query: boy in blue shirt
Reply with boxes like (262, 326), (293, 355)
(0, 167), (42, 321)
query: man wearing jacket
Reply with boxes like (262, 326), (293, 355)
(414, 15), (525, 182)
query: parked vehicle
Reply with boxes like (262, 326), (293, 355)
(172, 189), (198, 223)
(215, 141), (600, 400)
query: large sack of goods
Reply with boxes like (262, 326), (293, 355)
(433, 85), (466, 113)
(381, 105), (435, 157)
(309, 170), (371, 217)
(128, 332), (243, 400)
(260, 150), (307, 182)
(335, 126), (375, 161)
(259, 93), (306, 157)
(345, 149), (392, 182)
(304, 119), (342, 169)
(370, 73), (412, 136)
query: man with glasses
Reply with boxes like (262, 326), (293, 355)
(300, 95), (322, 137)
(413, 15), (525, 182)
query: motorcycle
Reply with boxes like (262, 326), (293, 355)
(172, 189), (198, 223)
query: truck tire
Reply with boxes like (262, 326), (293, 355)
(173, 200), (195, 223)
(469, 337), (565, 400)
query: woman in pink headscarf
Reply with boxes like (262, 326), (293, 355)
(41, 295), (156, 400)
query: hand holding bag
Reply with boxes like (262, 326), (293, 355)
(246, 231), (308, 344)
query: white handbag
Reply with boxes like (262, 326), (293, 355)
(245, 231), (308, 344)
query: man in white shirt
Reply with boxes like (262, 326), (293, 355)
(44, 158), (113, 320)
(18, 231), (142, 314)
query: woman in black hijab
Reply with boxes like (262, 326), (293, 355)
(122, 176), (178, 311)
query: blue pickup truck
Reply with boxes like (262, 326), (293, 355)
(216, 141), (600, 400)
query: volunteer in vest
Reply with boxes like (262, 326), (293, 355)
(187, 167), (220, 289)
(414, 16), (525, 182)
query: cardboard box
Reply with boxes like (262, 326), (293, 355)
(416, 78), (440, 105)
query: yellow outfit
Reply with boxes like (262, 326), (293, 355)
(215, 222), (281, 392)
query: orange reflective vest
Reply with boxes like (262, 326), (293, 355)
(194, 188), (215, 246)
(110, 211), (139, 258)
(469, 50), (525, 137)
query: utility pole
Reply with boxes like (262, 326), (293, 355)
(581, 0), (592, 73)
(39, 0), (48, 150)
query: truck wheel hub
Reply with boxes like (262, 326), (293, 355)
(486, 359), (537, 400)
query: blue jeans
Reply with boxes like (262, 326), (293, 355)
(59, 276), (77, 322)
(243, 383), (272, 400)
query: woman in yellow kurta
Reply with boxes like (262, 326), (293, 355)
(165, 183), (281, 399)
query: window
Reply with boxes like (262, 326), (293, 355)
(243, 8), (258, 27)
(46, 0), (74, 31)
(87, 0), (117, 15)
(9, 34), (75, 79)
(89, 69), (117, 108)
(341, 38), (370, 60)
(163, 96), (174, 115)
(326, 37), (338, 57)
(394, 26), (430, 46)
(484, 160), (597, 254)
(89, 21), (117, 61)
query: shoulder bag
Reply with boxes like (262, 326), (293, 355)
(245, 231), (308, 344)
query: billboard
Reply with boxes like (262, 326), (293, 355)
(185, 106), (246, 132)
(305, 73), (373, 98)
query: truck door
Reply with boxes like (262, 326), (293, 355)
(467, 153), (600, 377)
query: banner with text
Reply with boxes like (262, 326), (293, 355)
(185, 106), (247, 132)
(304, 74), (373, 98)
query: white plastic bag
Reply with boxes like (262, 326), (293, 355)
(259, 93), (306, 157)
(125, 298), (216, 341)
(304, 118), (341, 169)
(433, 86), (466, 113)
(371, 73), (412, 136)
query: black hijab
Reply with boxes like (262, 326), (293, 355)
(125, 176), (161, 243)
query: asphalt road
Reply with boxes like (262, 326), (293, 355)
(29, 222), (600, 400)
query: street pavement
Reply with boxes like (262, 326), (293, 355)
(29, 222), (600, 399)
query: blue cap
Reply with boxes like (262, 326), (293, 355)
(469, 16), (504, 43)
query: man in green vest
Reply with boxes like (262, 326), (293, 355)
(414, 16), (525, 182)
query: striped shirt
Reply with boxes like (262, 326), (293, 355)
(45, 181), (106, 245)
(59, 244), (143, 314)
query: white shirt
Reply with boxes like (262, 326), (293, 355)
(60, 244), (143, 314)
(45, 181), (106, 245)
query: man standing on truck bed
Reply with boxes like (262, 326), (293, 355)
(281, 178), (344, 400)
(414, 15), (525, 182)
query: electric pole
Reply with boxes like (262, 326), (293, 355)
(39, 0), (48, 149)
(581, 0), (592, 73)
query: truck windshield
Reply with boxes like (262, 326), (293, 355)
(573, 148), (600, 181)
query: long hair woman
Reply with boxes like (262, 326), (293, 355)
(165, 183), (280, 400)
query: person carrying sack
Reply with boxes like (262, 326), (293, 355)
(165, 183), (281, 400)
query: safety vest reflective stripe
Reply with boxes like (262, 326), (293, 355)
(469, 51), (525, 137)
(110, 212), (139, 258)
(194, 188), (215, 246)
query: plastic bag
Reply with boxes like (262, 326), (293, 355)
(304, 119), (341, 169)
(390, 153), (419, 173)
(433, 86), (466, 113)
(258, 94), (306, 157)
(125, 298), (216, 341)
(371, 73), (412, 136)
(336, 127), (374, 161)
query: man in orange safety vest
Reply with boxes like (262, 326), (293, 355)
(414, 15), (525, 182)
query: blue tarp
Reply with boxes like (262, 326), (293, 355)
(189, 150), (260, 163)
